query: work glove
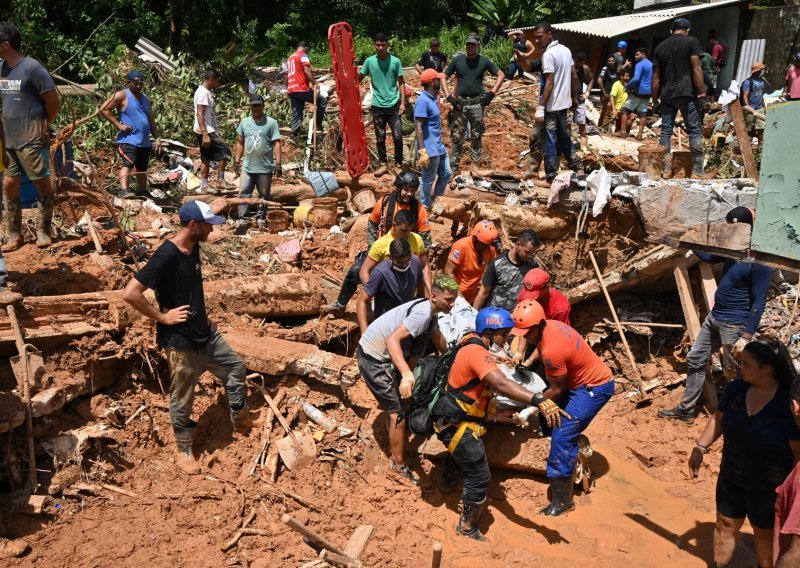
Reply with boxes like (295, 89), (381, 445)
(732, 336), (750, 358)
(481, 91), (495, 107)
(688, 445), (706, 478)
(446, 95), (462, 111)
(535, 397), (572, 429)
(275, 163), (282, 177)
(399, 370), (416, 398)
(418, 148), (430, 169)
(699, 96), (710, 113)
(534, 106), (545, 124)
(233, 163), (241, 176)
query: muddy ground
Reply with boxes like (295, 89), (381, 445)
(0, 69), (777, 567)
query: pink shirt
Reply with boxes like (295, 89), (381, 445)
(774, 460), (800, 563)
(786, 66), (800, 99)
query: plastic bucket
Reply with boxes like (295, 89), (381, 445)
(294, 199), (314, 228)
(352, 189), (376, 213)
(267, 210), (289, 233)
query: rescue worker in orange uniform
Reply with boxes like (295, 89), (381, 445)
(431, 307), (566, 540)
(444, 220), (498, 304)
(510, 300), (615, 515)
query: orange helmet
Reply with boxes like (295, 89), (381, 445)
(472, 220), (498, 245)
(510, 300), (546, 336)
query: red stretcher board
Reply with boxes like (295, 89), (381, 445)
(328, 22), (369, 179)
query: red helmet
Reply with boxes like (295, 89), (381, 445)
(472, 220), (498, 245)
(510, 300), (546, 336)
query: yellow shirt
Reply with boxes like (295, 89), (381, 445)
(610, 81), (628, 111)
(367, 231), (425, 262)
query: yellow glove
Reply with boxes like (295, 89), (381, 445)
(418, 148), (430, 169)
(537, 398), (572, 428)
(399, 370), (416, 398)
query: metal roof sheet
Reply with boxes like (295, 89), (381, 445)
(514, 0), (743, 39)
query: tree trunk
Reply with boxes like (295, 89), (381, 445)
(169, 0), (183, 51)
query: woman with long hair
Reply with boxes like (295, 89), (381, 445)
(688, 339), (800, 568)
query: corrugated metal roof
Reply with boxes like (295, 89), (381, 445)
(514, 0), (743, 39)
(735, 39), (766, 83)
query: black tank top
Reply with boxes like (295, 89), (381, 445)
(513, 39), (527, 54)
(576, 64), (586, 86)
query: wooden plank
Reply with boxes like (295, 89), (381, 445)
(673, 256), (701, 340)
(698, 262), (718, 312)
(343, 525), (375, 559)
(679, 222), (751, 253)
(729, 99), (759, 181)
(673, 256), (718, 411)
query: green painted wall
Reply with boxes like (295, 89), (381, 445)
(751, 101), (800, 261)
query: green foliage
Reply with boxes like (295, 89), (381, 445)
(467, 0), (551, 28)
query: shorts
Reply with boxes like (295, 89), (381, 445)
(623, 94), (650, 116)
(3, 147), (50, 180)
(745, 112), (765, 131)
(715, 475), (776, 529)
(196, 131), (232, 163)
(357, 346), (402, 414)
(574, 103), (586, 125)
(117, 144), (151, 170)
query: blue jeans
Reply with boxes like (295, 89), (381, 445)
(238, 171), (272, 219)
(508, 60), (525, 79)
(543, 109), (581, 181)
(677, 313), (742, 413)
(289, 91), (327, 135)
(545, 380), (615, 478)
(659, 96), (703, 153)
(420, 152), (452, 208)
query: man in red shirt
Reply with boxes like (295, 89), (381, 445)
(518, 268), (571, 324)
(510, 300), (615, 516)
(775, 377), (800, 566)
(286, 41), (327, 140)
(444, 220), (498, 303)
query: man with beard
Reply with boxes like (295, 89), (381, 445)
(122, 201), (262, 475)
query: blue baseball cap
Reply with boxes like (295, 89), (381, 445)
(179, 201), (225, 225)
(126, 70), (144, 81)
(617, 41), (627, 49)
(672, 18), (692, 30)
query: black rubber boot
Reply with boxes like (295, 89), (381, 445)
(691, 150), (706, 178)
(36, 193), (54, 246)
(541, 476), (575, 516)
(456, 497), (488, 541)
(173, 421), (200, 475)
(2, 197), (23, 252)
(657, 406), (694, 423)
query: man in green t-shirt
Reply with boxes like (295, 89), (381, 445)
(444, 33), (505, 170)
(233, 94), (282, 223)
(359, 32), (406, 176)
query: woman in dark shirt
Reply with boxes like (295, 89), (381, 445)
(689, 340), (800, 568)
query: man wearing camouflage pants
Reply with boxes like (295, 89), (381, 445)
(444, 33), (505, 171)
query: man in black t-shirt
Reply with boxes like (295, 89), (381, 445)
(122, 200), (260, 474)
(415, 38), (449, 75)
(472, 229), (540, 311)
(652, 18), (707, 178)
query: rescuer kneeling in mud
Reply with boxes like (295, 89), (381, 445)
(431, 307), (561, 540)
(122, 201), (262, 475)
(510, 300), (615, 515)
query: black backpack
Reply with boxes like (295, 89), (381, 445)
(406, 336), (484, 436)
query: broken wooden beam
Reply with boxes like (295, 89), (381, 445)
(473, 203), (572, 240)
(729, 99), (759, 181)
(226, 334), (360, 388)
(677, 222), (751, 255)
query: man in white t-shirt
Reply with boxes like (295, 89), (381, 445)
(193, 69), (231, 191)
(356, 276), (458, 485)
(532, 22), (583, 182)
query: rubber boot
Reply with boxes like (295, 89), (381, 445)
(456, 497), (488, 541)
(691, 150), (708, 178)
(324, 281), (357, 313)
(660, 147), (673, 179)
(541, 476), (575, 516)
(2, 197), (23, 252)
(36, 193), (54, 247)
(173, 422), (201, 475)
(230, 405), (264, 433)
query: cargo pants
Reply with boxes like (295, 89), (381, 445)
(166, 331), (247, 429)
(450, 99), (485, 167)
